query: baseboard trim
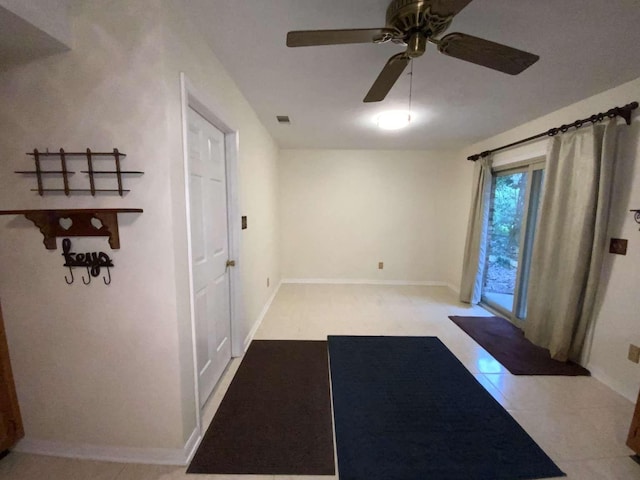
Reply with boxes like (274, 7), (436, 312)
(282, 278), (452, 287)
(443, 282), (460, 294)
(15, 426), (201, 466)
(585, 363), (638, 403)
(183, 426), (201, 465)
(243, 280), (282, 351)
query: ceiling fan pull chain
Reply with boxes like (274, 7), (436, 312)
(408, 59), (414, 115)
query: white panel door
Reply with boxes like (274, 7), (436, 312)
(187, 107), (232, 407)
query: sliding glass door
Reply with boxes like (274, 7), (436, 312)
(481, 162), (544, 322)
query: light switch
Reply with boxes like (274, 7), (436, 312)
(609, 238), (628, 255)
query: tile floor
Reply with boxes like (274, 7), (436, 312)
(1, 284), (638, 479)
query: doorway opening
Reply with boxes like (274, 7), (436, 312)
(181, 73), (243, 434)
(481, 159), (544, 322)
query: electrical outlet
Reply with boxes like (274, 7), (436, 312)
(378, 262), (384, 270)
(267, 277), (270, 288)
(628, 344), (640, 364)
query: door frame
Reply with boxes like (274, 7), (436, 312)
(480, 155), (545, 323)
(180, 73), (244, 428)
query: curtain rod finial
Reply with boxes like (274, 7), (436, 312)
(620, 102), (638, 126)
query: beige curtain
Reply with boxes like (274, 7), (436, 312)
(460, 156), (493, 304)
(525, 119), (618, 362)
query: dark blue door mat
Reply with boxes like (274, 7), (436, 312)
(327, 336), (565, 480)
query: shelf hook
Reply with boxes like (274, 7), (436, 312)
(82, 267), (92, 285)
(103, 266), (112, 285)
(65, 267), (74, 285)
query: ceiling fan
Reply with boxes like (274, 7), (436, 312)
(287, 0), (539, 103)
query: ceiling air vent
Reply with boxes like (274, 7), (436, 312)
(277, 115), (291, 124)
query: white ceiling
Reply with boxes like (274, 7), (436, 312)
(182, 0), (640, 150)
(0, 0), (71, 68)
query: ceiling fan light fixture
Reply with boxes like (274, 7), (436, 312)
(376, 110), (412, 130)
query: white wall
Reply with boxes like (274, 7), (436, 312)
(0, 0), (184, 453)
(279, 149), (454, 284)
(0, 0), (281, 463)
(446, 77), (640, 400)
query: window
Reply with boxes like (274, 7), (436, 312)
(481, 160), (544, 322)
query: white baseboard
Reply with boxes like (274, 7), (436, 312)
(243, 280), (282, 351)
(282, 278), (452, 287)
(182, 426), (201, 465)
(585, 363), (638, 403)
(15, 426), (201, 466)
(443, 282), (460, 294)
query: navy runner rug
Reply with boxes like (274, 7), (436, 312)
(327, 336), (565, 480)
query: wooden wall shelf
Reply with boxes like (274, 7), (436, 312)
(0, 209), (143, 250)
(16, 148), (144, 197)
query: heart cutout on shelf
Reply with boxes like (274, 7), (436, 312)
(59, 217), (73, 231)
(91, 217), (103, 230)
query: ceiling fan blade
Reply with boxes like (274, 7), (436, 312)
(287, 28), (395, 47)
(438, 33), (539, 75)
(429, 0), (474, 17)
(364, 53), (411, 103)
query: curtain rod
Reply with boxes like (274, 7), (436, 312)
(467, 101), (639, 162)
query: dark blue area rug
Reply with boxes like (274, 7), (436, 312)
(327, 336), (565, 480)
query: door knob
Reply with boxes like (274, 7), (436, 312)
(226, 260), (236, 268)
